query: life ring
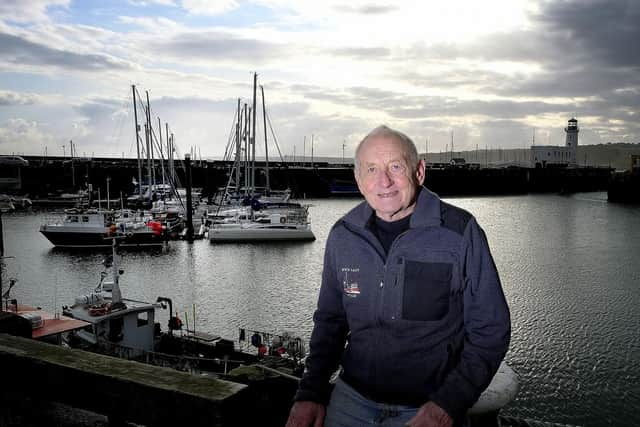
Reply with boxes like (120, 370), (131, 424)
(279, 217), (286, 224)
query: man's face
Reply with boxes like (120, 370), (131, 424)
(355, 136), (425, 221)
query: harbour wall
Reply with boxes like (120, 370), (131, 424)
(9, 156), (612, 200)
(0, 333), (297, 426)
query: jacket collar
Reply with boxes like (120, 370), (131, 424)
(343, 186), (442, 230)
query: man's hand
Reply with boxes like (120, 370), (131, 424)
(405, 401), (453, 427)
(285, 401), (326, 427)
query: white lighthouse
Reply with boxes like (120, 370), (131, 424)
(531, 117), (580, 168)
(564, 117), (579, 166)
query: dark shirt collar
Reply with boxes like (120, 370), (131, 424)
(370, 214), (412, 255)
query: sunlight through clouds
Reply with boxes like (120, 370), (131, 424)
(0, 0), (638, 158)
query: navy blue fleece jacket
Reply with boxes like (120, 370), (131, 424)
(295, 187), (511, 421)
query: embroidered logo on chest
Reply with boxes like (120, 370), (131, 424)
(341, 267), (361, 297)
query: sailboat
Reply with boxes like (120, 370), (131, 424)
(208, 73), (315, 243)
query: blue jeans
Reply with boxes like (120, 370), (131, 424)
(324, 378), (419, 426)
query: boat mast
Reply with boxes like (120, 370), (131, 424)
(260, 85), (270, 192)
(70, 139), (76, 189)
(145, 91), (154, 198)
(110, 239), (125, 310)
(235, 98), (241, 196)
(251, 72), (257, 193)
(243, 104), (249, 195)
(167, 123), (174, 189)
(132, 85), (143, 197)
(0, 210), (4, 308)
(144, 122), (151, 201)
(158, 117), (166, 189)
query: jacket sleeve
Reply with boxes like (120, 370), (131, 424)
(430, 217), (511, 420)
(294, 228), (349, 404)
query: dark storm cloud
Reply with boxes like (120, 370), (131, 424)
(381, 0), (640, 138)
(438, 1), (640, 69)
(532, 0), (640, 69)
(0, 32), (131, 71)
(393, 1), (640, 100)
(145, 31), (286, 62)
(491, 67), (640, 98)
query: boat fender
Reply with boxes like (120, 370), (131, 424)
(251, 332), (262, 347)
(258, 344), (267, 356)
(147, 220), (163, 236)
(168, 313), (183, 330)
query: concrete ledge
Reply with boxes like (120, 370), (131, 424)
(0, 333), (249, 426)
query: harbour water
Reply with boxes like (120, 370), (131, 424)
(2, 192), (639, 426)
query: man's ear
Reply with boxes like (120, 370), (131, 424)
(415, 159), (426, 185)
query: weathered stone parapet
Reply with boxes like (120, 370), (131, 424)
(0, 333), (249, 426)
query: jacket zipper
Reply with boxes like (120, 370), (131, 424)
(342, 221), (413, 391)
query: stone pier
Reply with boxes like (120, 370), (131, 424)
(0, 333), (250, 426)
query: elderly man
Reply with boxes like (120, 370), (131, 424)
(287, 126), (510, 427)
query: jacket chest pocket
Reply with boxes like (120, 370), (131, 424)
(401, 260), (452, 322)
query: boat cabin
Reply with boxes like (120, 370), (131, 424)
(65, 296), (159, 357)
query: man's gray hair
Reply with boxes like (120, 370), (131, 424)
(354, 125), (419, 175)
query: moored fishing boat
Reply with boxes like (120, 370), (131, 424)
(62, 238), (306, 377)
(39, 208), (166, 248)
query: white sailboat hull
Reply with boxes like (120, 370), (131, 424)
(209, 224), (315, 242)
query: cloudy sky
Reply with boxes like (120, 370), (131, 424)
(1, 0), (638, 160)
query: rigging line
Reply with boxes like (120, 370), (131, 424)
(215, 111), (247, 215)
(222, 110), (239, 162)
(133, 87), (163, 159)
(265, 110), (285, 162)
(133, 87), (150, 158)
(132, 87), (181, 205)
(107, 88), (130, 158)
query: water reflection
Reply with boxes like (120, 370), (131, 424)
(2, 194), (639, 426)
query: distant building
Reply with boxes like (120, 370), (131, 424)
(531, 118), (579, 168)
(0, 155), (29, 191)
